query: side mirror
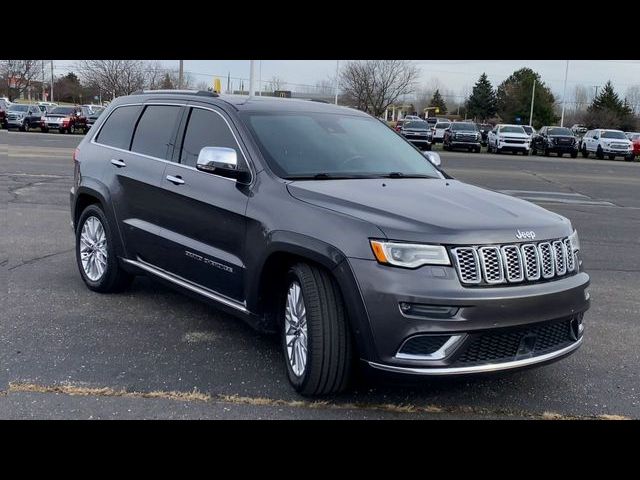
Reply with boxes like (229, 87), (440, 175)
(593, 136), (599, 140)
(196, 146), (248, 181)
(423, 151), (441, 167)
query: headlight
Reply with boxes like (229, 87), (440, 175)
(370, 240), (450, 268)
(568, 229), (580, 252)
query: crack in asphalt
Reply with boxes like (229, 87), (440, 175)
(7, 248), (74, 271)
(5, 175), (68, 206)
(3, 382), (631, 420)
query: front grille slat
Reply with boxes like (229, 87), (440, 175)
(451, 236), (576, 286)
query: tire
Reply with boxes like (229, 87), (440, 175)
(41, 127), (49, 133)
(475, 147), (481, 153)
(625, 154), (635, 162)
(596, 146), (604, 159)
(581, 146), (589, 158)
(59, 128), (66, 134)
(557, 152), (563, 157)
(23, 121), (29, 132)
(495, 146), (501, 154)
(544, 147), (550, 157)
(522, 149), (529, 156)
(281, 263), (352, 396)
(75, 204), (134, 293)
(571, 152), (578, 158)
(608, 154), (616, 160)
(531, 147), (537, 156)
(19, 122), (27, 132)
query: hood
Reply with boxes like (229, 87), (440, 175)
(497, 132), (529, 139)
(287, 178), (571, 245)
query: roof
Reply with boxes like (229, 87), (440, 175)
(121, 90), (367, 116)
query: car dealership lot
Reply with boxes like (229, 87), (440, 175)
(1, 130), (639, 419)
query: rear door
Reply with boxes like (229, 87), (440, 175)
(153, 104), (251, 302)
(97, 102), (184, 265)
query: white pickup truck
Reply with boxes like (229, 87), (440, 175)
(580, 129), (634, 161)
(487, 124), (531, 155)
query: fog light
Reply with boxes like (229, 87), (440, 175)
(584, 289), (590, 301)
(399, 303), (459, 319)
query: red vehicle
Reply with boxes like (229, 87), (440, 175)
(626, 132), (640, 158)
(41, 106), (88, 134)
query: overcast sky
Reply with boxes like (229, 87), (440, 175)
(56, 59), (640, 102)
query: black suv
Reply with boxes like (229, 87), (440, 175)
(71, 91), (590, 395)
(531, 126), (579, 157)
(443, 122), (482, 152)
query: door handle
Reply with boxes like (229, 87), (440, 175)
(166, 174), (185, 185)
(110, 159), (126, 168)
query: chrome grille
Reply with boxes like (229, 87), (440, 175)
(538, 242), (554, 279)
(500, 245), (524, 282)
(478, 247), (504, 283)
(521, 244), (541, 281)
(451, 247), (480, 284)
(553, 240), (567, 275)
(564, 238), (575, 272)
(451, 236), (576, 286)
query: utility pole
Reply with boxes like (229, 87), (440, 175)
(529, 79), (536, 127)
(41, 60), (45, 101)
(560, 60), (569, 127)
(258, 60), (262, 96)
(178, 60), (184, 89)
(50, 60), (54, 102)
(249, 60), (256, 98)
(334, 60), (340, 105)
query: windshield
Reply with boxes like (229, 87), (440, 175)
(50, 107), (75, 115)
(451, 123), (477, 132)
(435, 122), (450, 129)
(9, 105), (29, 112)
(499, 126), (525, 134)
(548, 127), (572, 136)
(602, 131), (627, 139)
(522, 126), (533, 134)
(241, 111), (443, 179)
(403, 121), (428, 130)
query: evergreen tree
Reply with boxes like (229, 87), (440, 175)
(586, 81), (635, 130)
(496, 68), (557, 128)
(466, 73), (497, 121)
(430, 89), (447, 115)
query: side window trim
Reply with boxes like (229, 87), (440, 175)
(92, 102), (144, 149)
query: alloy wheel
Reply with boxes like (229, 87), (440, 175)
(79, 216), (108, 281)
(284, 281), (308, 377)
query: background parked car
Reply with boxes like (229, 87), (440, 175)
(399, 120), (432, 150)
(83, 105), (105, 130)
(431, 120), (451, 143)
(42, 106), (88, 134)
(624, 132), (640, 159)
(476, 123), (493, 146)
(487, 124), (531, 155)
(443, 122), (481, 152)
(6, 104), (42, 131)
(580, 129), (634, 161)
(531, 126), (579, 158)
(522, 125), (536, 140)
(571, 124), (588, 136)
(0, 98), (10, 128)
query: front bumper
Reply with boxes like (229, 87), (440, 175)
(602, 147), (632, 155)
(449, 140), (481, 148)
(499, 141), (529, 150)
(546, 144), (578, 153)
(348, 257), (590, 374)
(7, 119), (25, 128)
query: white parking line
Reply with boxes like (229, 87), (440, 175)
(500, 189), (617, 206)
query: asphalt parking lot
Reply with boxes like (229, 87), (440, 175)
(1, 130), (639, 419)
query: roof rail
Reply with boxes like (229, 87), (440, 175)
(131, 89), (219, 97)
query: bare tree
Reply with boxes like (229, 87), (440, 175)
(625, 85), (640, 115)
(1, 60), (42, 100)
(266, 75), (287, 92)
(340, 60), (419, 116)
(573, 84), (591, 112)
(76, 60), (147, 98)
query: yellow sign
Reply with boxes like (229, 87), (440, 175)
(435, 107), (440, 114)
(213, 78), (222, 93)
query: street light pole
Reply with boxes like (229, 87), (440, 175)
(529, 79), (536, 127)
(50, 60), (54, 102)
(41, 60), (45, 101)
(249, 60), (256, 98)
(178, 60), (184, 89)
(560, 60), (569, 127)
(334, 60), (340, 105)
(258, 60), (262, 96)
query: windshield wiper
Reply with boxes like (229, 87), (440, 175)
(285, 173), (362, 180)
(379, 172), (434, 179)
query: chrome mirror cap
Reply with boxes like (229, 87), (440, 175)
(423, 150), (441, 167)
(196, 146), (238, 173)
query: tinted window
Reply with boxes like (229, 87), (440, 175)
(9, 105), (29, 112)
(180, 108), (242, 168)
(601, 131), (627, 139)
(96, 105), (142, 150)
(131, 105), (182, 159)
(241, 111), (442, 179)
(435, 122), (450, 129)
(499, 126), (525, 134)
(50, 107), (75, 115)
(451, 123), (477, 131)
(548, 127), (572, 136)
(403, 121), (428, 130)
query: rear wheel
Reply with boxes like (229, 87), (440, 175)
(19, 122), (27, 132)
(281, 263), (352, 396)
(571, 151), (578, 158)
(625, 154), (635, 162)
(75, 204), (134, 293)
(544, 147), (550, 156)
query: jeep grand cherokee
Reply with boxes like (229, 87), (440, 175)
(70, 90), (590, 395)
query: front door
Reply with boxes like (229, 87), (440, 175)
(154, 105), (251, 302)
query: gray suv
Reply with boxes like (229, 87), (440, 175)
(70, 90), (590, 395)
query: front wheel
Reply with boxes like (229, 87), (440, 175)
(581, 146), (589, 158)
(281, 263), (352, 396)
(625, 154), (635, 162)
(571, 151), (578, 158)
(76, 204), (134, 293)
(596, 146), (604, 159)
